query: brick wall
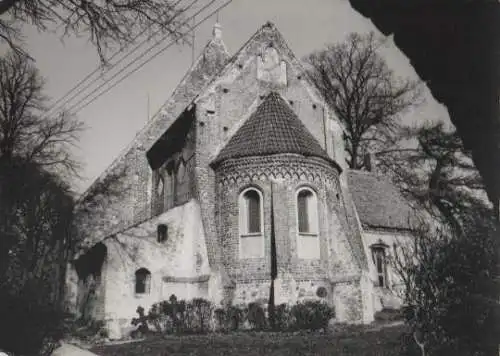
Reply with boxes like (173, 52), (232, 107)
(213, 154), (365, 320)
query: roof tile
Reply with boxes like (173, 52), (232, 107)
(347, 169), (415, 230)
(213, 92), (332, 164)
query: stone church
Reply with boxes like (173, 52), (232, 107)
(67, 22), (416, 339)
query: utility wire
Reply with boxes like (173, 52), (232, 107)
(45, 0), (195, 116)
(70, 0), (231, 115)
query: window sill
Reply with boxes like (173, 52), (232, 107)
(240, 233), (263, 238)
(134, 293), (149, 298)
(298, 233), (319, 237)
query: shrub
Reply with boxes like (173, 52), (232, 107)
(395, 221), (500, 355)
(69, 317), (109, 342)
(274, 303), (294, 331)
(0, 291), (66, 356)
(190, 298), (213, 333)
(247, 302), (267, 331)
(374, 308), (403, 323)
(143, 295), (214, 334)
(214, 305), (245, 331)
(290, 300), (335, 331)
(214, 308), (226, 331)
(131, 306), (150, 338)
(147, 300), (173, 333)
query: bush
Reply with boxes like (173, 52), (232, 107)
(274, 303), (294, 331)
(147, 300), (173, 333)
(69, 317), (109, 342)
(214, 305), (245, 332)
(290, 300), (335, 331)
(247, 302), (267, 331)
(131, 306), (150, 338)
(0, 291), (66, 356)
(191, 298), (213, 333)
(136, 296), (338, 334)
(396, 221), (500, 355)
(374, 308), (403, 322)
(141, 295), (214, 335)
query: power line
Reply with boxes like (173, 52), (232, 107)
(70, 0), (231, 115)
(63, 0), (220, 115)
(45, 0), (196, 116)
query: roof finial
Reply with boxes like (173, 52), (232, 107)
(213, 21), (222, 40)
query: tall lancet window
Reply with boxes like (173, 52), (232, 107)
(175, 158), (189, 204)
(371, 245), (389, 288)
(152, 169), (165, 215)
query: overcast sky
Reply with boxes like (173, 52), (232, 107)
(21, 0), (451, 194)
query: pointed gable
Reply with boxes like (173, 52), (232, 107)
(212, 92), (335, 166)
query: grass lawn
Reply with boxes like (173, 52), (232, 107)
(91, 323), (417, 356)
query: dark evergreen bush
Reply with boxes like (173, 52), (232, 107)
(191, 298), (213, 333)
(290, 300), (335, 331)
(141, 295), (214, 334)
(247, 302), (267, 330)
(214, 305), (245, 331)
(0, 291), (66, 356)
(131, 306), (150, 338)
(274, 303), (294, 331)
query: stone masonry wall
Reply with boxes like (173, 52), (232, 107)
(101, 199), (210, 338)
(214, 154), (365, 320)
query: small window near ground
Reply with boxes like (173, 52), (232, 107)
(135, 268), (151, 294)
(157, 224), (168, 243)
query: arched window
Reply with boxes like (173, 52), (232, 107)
(296, 187), (320, 259)
(240, 188), (262, 234)
(239, 188), (264, 259)
(135, 268), (151, 294)
(296, 188), (318, 234)
(371, 245), (389, 288)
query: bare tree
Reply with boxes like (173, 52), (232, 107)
(0, 52), (82, 354)
(305, 32), (421, 169)
(0, 159), (75, 356)
(0, 51), (82, 174)
(0, 0), (190, 61)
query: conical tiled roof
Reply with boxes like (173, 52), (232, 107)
(213, 92), (333, 165)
